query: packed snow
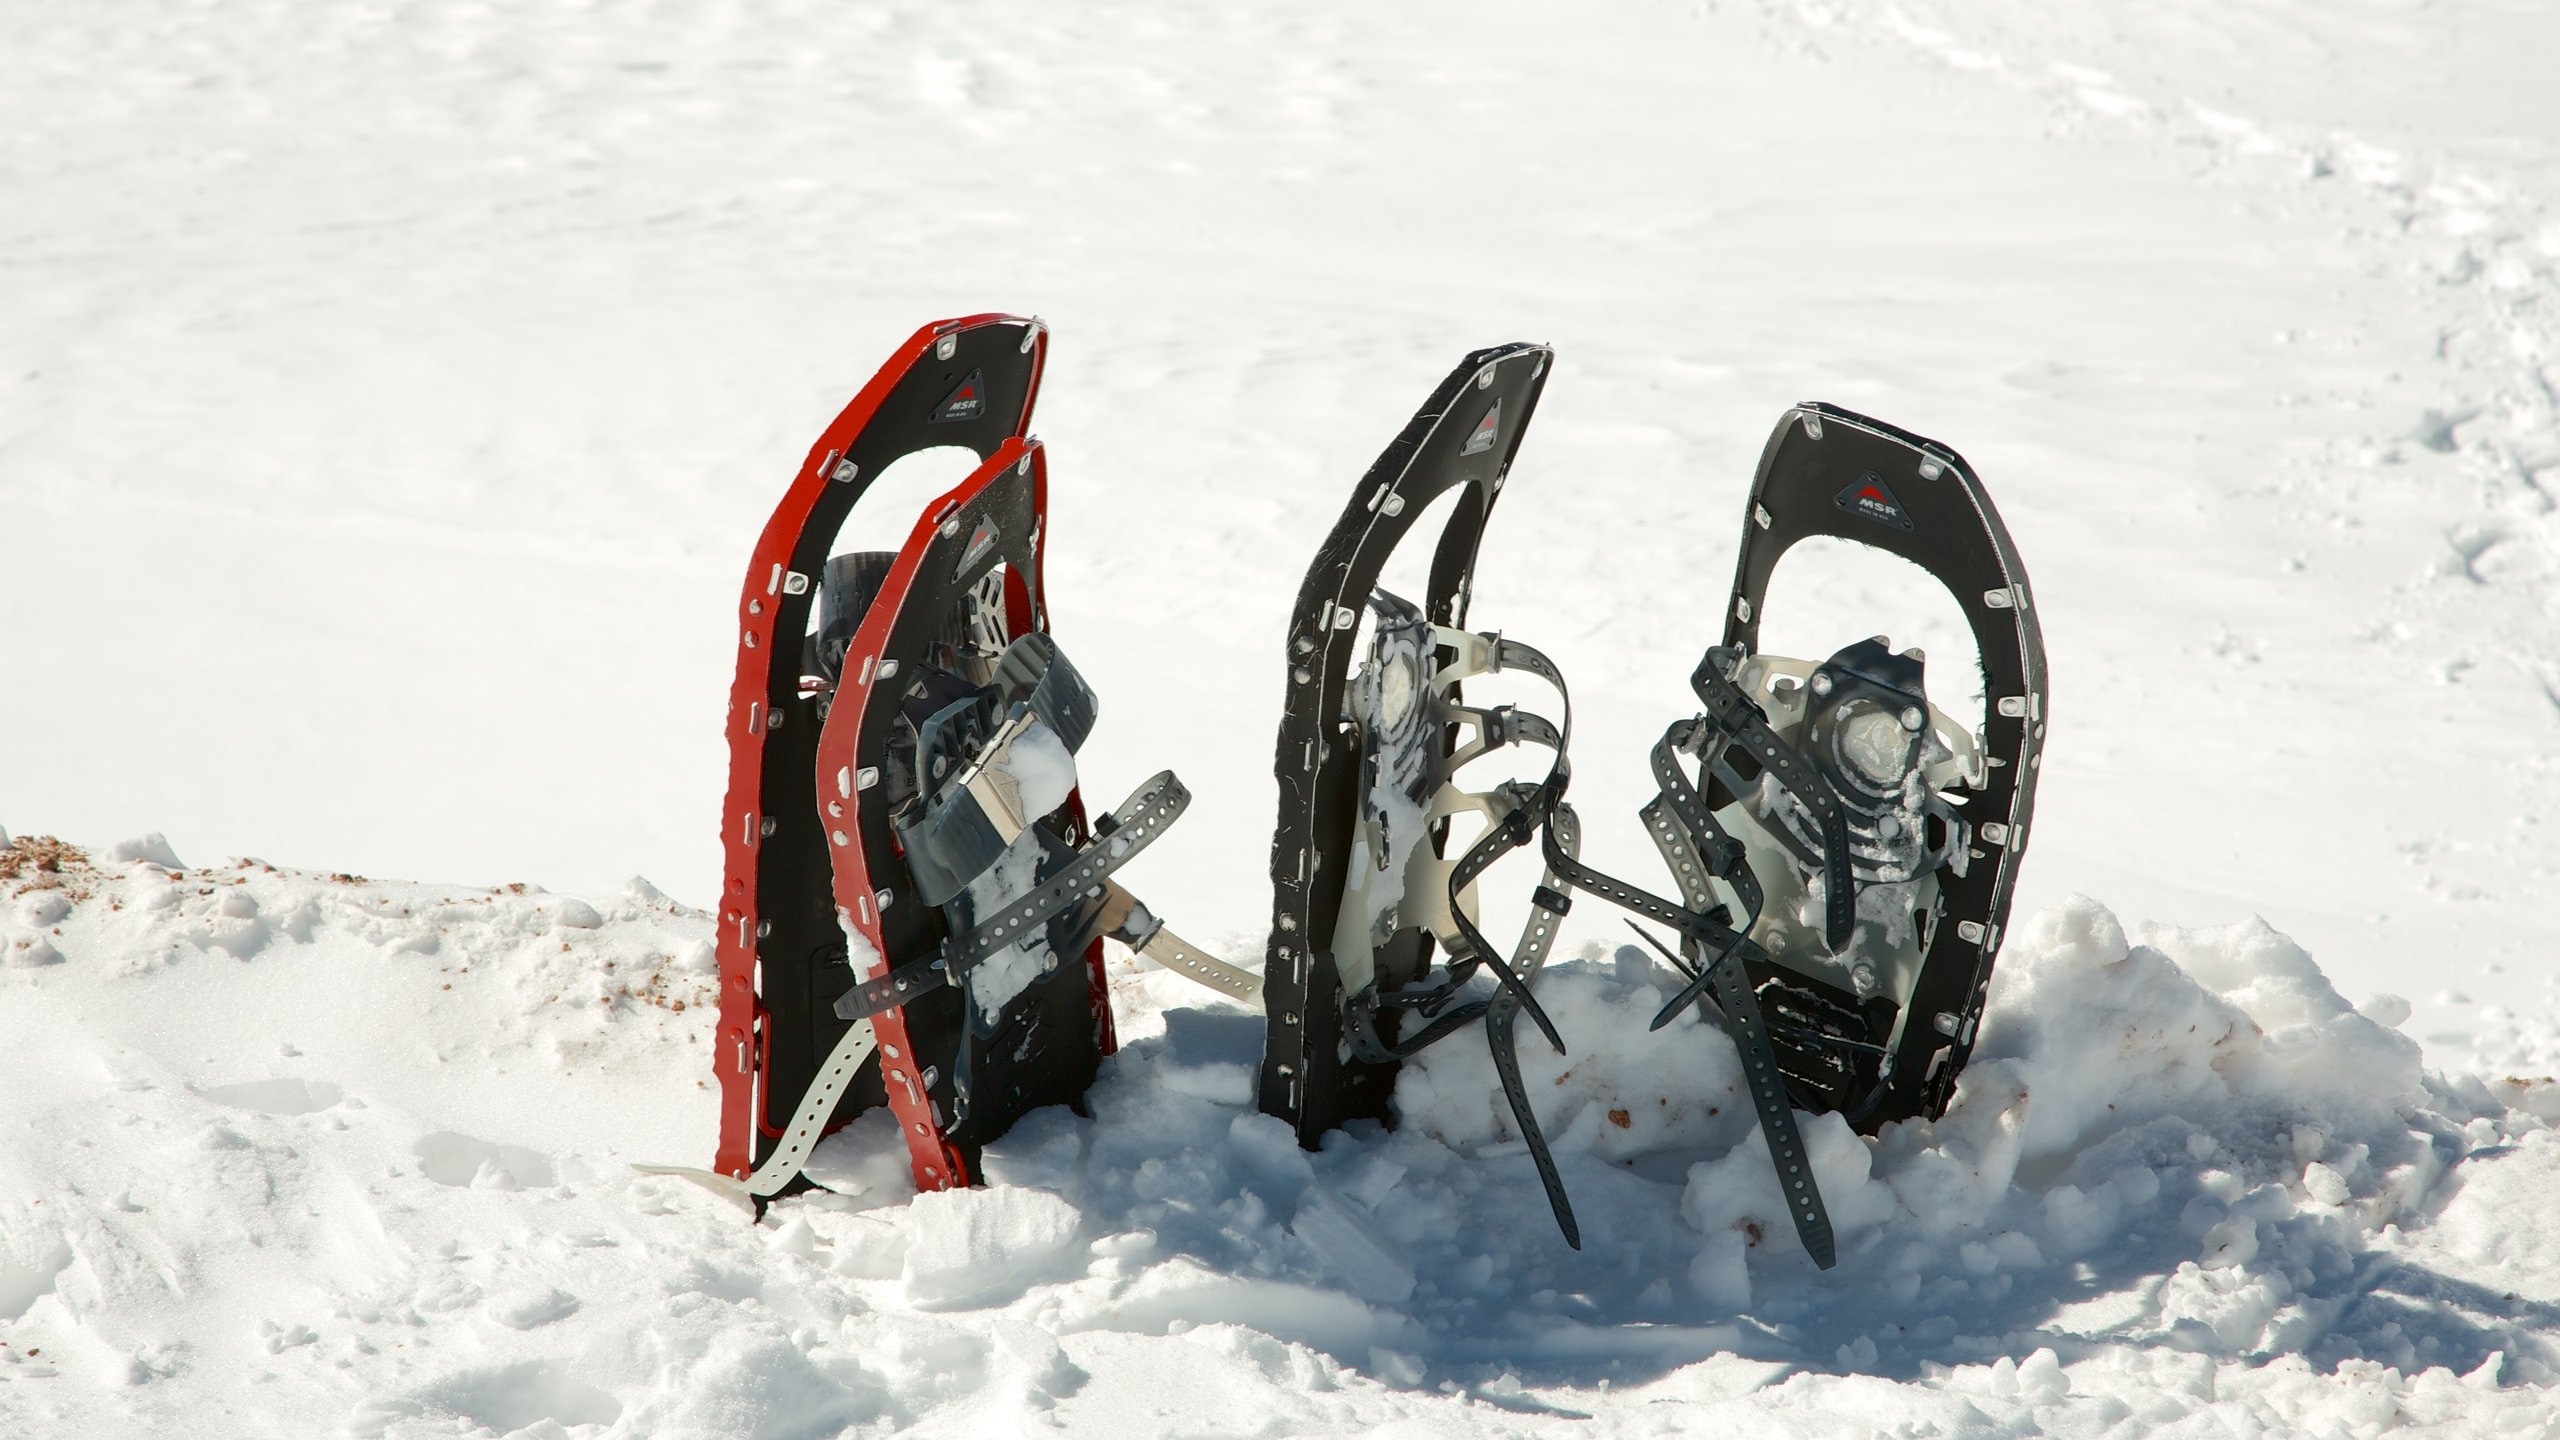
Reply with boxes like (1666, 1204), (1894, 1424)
(5, 0), (2557, 1436)
(2, 843), (2553, 1435)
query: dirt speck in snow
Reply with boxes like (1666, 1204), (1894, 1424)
(2, 835), (96, 899)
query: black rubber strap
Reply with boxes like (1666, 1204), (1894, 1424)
(1487, 803), (1583, 1250)
(1654, 719), (1761, 918)
(1540, 822), (1743, 953)
(1442, 638), (1573, 1053)
(1642, 721), (1764, 1032)
(1343, 634), (1575, 1083)
(1542, 816), (1839, 1270)
(834, 770), (1189, 1022)
(1691, 649), (1853, 950)
(1698, 938), (1837, 1269)
(1347, 989), (1491, 1062)
(1442, 786), (1564, 1055)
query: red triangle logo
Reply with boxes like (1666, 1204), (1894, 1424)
(930, 369), (989, 424)
(1833, 474), (1915, 532)
(1461, 397), (1502, 456)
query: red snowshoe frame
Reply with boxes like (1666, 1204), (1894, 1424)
(711, 314), (1118, 1195)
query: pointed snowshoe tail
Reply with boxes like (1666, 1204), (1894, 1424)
(1714, 402), (2047, 1130)
(711, 314), (1049, 1192)
(1258, 345), (1590, 1246)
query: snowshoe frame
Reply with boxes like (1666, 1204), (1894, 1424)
(1257, 342), (1559, 1142)
(1721, 402), (2048, 1127)
(711, 313), (1084, 1193)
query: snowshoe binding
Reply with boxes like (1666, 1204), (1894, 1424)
(665, 315), (1248, 1209)
(1256, 343), (1597, 1245)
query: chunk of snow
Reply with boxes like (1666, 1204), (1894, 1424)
(108, 833), (184, 868)
(901, 1185), (1083, 1308)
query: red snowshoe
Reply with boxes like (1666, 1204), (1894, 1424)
(691, 315), (1248, 1206)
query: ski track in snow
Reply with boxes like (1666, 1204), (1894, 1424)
(5, 0), (2560, 1435)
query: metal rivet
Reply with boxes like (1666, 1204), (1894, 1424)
(936, 334), (957, 361)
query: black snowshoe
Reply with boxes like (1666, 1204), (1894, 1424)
(1256, 362), (2046, 1271)
(671, 315), (1249, 1207)
(1561, 402), (2048, 1266)
(1255, 343), (1598, 1243)
(1691, 404), (2046, 1131)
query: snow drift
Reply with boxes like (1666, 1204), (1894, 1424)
(0, 837), (2551, 1437)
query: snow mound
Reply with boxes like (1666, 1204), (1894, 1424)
(0, 852), (2552, 1437)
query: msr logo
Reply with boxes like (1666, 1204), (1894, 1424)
(930, 369), (988, 424)
(1460, 397), (1502, 456)
(1833, 473), (1915, 532)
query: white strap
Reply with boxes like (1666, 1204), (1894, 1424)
(634, 1016), (879, 1200)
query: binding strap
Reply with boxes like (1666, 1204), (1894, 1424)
(1642, 717), (1763, 1032)
(1344, 632), (1575, 1063)
(1074, 882), (1263, 1001)
(1691, 647), (1854, 951)
(632, 1015), (881, 1205)
(1434, 637), (1573, 1054)
(896, 633), (1102, 906)
(834, 771), (1190, 1023)
(1485, 803), (1583, 1248)
(1538, 818), (1840, 1270)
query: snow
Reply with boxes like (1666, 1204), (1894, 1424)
(5, 0), (2559, 1435)
(2, 849), (2554, 1435)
